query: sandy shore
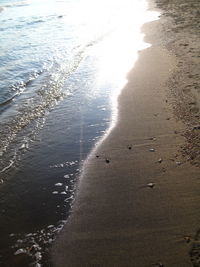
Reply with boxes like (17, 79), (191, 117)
(52, 0), (200, 266)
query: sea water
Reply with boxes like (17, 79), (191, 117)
(0, 0), (158, 265)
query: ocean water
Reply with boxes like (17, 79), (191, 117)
(0, 0), (158, 266)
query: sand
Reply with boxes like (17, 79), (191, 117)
(154, 0), (200, 168)
(52, 0), (200, 266)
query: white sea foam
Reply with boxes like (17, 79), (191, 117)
(55, 183), (63, 186)
(0, 160), (14, 173)
(35, 251), (42, 261)
(14, 248), (27, 255)
(4, 1), (30, 8)
(64, 195), (73, 202)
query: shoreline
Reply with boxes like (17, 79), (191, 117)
(52, 0), (200, 266)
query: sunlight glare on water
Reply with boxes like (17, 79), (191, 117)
(0, 0), (161, 266)
(94, 0), (159, 87)
(87, 0), (160, 124)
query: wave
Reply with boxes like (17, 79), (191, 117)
(0, 160), (14, 173)
(0, 47), (85, 155)
(0, 15), (59, 32)
(0, 70), (43, 110)
(0, 1), (30, 14)
(4, 1), (30, 8)
(0, 95), (16, 107)
(0, 29), (108, 172)
(27, 19), (45, 25)
(0, 1), (30, 20)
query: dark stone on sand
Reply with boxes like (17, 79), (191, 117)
(189, 101), (196, 105)
(184, 236), (191, 243)
(147, 182), (155, 188)
(193, 125), (200, 130)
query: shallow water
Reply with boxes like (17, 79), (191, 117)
(0, 0), (158, 265)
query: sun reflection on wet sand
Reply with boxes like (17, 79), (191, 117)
(94, 4), (159, 86)
(82, 0), (160, 169)
(90, 1), (160, 137)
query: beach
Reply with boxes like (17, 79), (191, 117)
(53, 0), (200, 266)
(1, 1), (159, 265)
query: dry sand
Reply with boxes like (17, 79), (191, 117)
(154, 0), (200, 167)
(52, 0), (200, 266)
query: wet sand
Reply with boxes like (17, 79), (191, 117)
(52, 0), (200, 266)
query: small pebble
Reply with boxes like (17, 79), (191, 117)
(193, 125), (200, 130)
(105, 159), (110, 163)
(183, 236), (191, 243)
(149, 148), (155, 152)
(148, 137), (156, 141)
(147, 183), (155, 188)
(158, 158), (163, 163)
